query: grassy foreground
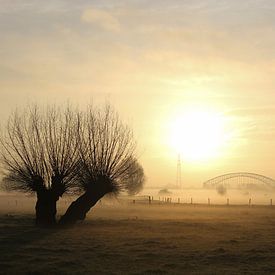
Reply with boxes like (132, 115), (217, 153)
(1, 203), (275, 274)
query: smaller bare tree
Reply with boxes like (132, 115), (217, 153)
(0, 105), (80, 225)
(59, 105), (145, 224)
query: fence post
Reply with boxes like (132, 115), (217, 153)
(149, 196), (151, 204)
(249, 198), (251, 207)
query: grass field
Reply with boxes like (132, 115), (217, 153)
(1, 199), (275, 274)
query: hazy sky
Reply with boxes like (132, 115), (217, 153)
(1, 0), (275, 187)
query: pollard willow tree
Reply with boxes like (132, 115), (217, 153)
(0, 105), (80, 225)
(0, 104), (145, 226)
(59, 105), (145, 225)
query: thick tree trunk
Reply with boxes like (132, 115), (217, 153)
(59, 189), (106, 225)
(35, 190), (58, 226)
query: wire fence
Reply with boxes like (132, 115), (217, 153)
(0, 195), (274, 213)
(117, 195), (275, 207)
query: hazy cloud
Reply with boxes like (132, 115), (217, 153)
(2, 0), (275, 185)
(81, 7), (121, 32)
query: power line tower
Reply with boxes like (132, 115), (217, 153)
(176, 154), (182, 189)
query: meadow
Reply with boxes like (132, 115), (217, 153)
(1, 193), (275, 274)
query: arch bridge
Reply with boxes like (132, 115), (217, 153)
(203, 172), (275, 189)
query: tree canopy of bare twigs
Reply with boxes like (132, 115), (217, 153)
(122, 160), (145, 195)
(59, 105), (145, 225)
(76, 105), (144, 195)
(0, 103), (145, 226)
(0, 105), (80, 196)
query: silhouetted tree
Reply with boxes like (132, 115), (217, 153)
(59, 105), (145, 225)
(123, 160), (145, 196)
(0, 105), (80, 225)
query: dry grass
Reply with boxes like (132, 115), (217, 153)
(1, 198), (275, 274)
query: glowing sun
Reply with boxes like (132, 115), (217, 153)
(168, 109), (227, 161)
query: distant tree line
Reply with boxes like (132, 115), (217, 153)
(0, 104), (145, 226)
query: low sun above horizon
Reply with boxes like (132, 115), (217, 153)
(168, 108), (229, 162)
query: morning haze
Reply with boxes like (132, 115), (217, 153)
(1, 1), (275, 274)
(1, 1), (275, 187)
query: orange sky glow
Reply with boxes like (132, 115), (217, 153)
(1, 1), (275, 187)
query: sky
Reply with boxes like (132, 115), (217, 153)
(1, 0), (275, 188)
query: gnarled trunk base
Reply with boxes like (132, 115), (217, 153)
(35, 190), (58, 226)
(59, 176), (113, 225)
(59, 190), (105, 225)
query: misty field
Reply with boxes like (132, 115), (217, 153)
(1, 197), (275, 274)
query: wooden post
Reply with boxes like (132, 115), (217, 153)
(178, 198), (180, 204)
(249, 198), (251, 207)
(191, 197), (193, 205)
(227, 198), (229, 206)
(149, 196), (151, 204)
(208, 198), (210, 205)
(133, 199), (135, 204)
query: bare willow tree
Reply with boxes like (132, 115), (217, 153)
(0, 104), (144, 226)
(59, 105), (145, 225)
(0, 105), (80, 225)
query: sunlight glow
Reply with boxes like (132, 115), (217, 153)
(168, 108), (229, 162)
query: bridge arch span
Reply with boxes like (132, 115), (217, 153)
(203, 172), (275, 189)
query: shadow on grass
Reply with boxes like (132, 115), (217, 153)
(0, 214), (62, 269)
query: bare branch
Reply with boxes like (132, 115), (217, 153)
(77, 104), (144, 195)
(0, 105), (81, 195)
